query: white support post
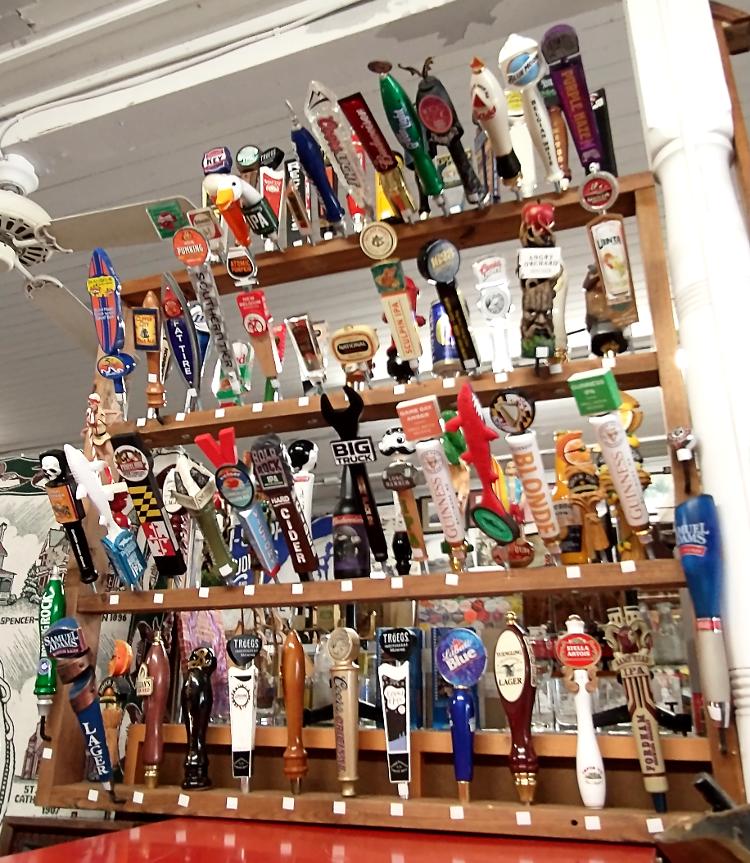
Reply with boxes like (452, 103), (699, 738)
(624, 0), (750, 788)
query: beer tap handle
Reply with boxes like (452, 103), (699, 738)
(449, 689), (475, 804)
(282, 630), (308, 793)
(139, 631), (170, 788)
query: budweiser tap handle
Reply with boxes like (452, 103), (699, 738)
(282, 630), (308, 793)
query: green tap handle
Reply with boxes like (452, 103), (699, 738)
(195, 505), (237, 585)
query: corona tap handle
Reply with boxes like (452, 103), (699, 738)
(418, 239), (480, 373)
(282, 630), (308, 793)
(132, 289), (166, 418)
(436, 628), (486, 803)
(287, 100), (346, 235)
(556, 616), (605, 808)
(499, 34), (565, 192)
(43, 618), (115, 796)
(181, 646), (217, 790)
(138, 630), (170, 788)
(34, 566), (65, 740)
(675, 494), (732, 736)
(328, 627), (361, 797)
(470, 58), (521, 190)
(494, 612), (538, 803)
(40, 449), (99, 585)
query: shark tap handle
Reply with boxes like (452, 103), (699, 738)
(287, 100), (346, 233)
(495, 612), (538, 803)
(368, 61), (446, 211)
(675, 494), (732, 738)
(138, 630), (170, 789)
(328, 627), (361, 797)
(436, 628), (487, 803)
(43, 618), (115, 796)
(34, 566), (65, 740)
(499, 34), (565, 192)
(40, 449), (99, 585)
(402, 57), (486, 205)
(282, 630), (308, 793)
(470, 58), (521, 190)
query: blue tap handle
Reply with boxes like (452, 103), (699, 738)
(75, 683), (114, 784)
(238, 502), (280, 580)
(449, 688), (475, 783)
(291, 125), (345, 225)
(675, 493), (722, 618)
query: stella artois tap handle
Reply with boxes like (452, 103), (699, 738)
(489, 391), (562, 561)
(181, 646), (217, 790)
(675, 494), (732, 749)
(337, 91), (417, 223)
(43, 618), (118, 800)
(470, 57), (522, 195)
(604, 606), (668, 811)
(499, 34), (566, 192)
(397, 395), (468, 572)
(557, 616), (605, 809)
(328, 627), (360, 797)
(138, 629), (170, 789)
(436, 628), (487, 803)
(132, 289), (166, 420)
(282, 629), (308, 794)
(40, 450), (99, 586)
(494, 612), (538, 803)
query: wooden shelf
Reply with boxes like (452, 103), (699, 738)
(126, 723), (710, 764)
(112, 351), (660, 446)
(77, 559), (684, 614)
(44, 783), (696, 843)
(119, 172), (653, 305)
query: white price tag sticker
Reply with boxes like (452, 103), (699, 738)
(214, 408), (226, 419)
(136, 417), (147, 428)
(518, 246), (562, 280)
(566, 566), (581, 580)
(243, 584), (255, 596)
(333, 800), (347, 815)
(291, 583), (304, 596)
(219, 563), (234, 578)
(391, 577), (404, 590)
(340, 580), (353, 593)
(390, 802), (404, 817)
(602, 355), (617, 369)
(620, 560), (637, 573)
(584, 815), (601, 831)
(646, 818), (664, 834)
(252, 403), (263, 413)
(175, 412), (186, 422)
(178, 793), (190, 808)
(226, 796), (238, 810)
(153, 593), (164, 605)
(535, 346), (549, 359)
(109, 594), (120, 606)
(87, 789), (99, 802)
(42, 748), (53, 761)
(515, 810), (532, 826)
(449, 805), (464, 821)
(298, 397), (310, 407)
(282, 797), (295, 811)
(198, 587), (210, 598)
(370, 570), (387, 580)
(494, 372), (509, 383)
(445, 573), (460, 586)
(442, 377), (456, 389)
(393, 384), (406, 395)
(132, 790), (144, 804)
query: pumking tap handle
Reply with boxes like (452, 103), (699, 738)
(282, 630), (308, 793)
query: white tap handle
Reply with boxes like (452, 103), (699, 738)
(523, 87), (565, 189)
(415, 439), (465, 546)
(505, 431), (560, 544)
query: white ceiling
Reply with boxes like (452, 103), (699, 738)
(1, 0), (749, 510)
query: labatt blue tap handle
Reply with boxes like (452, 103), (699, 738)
(43, 617), (116, 796)
(675, 494), (732, 737)
(286, 100), (345, 228)
(449, 689), (476, 787)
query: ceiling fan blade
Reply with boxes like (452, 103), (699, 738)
(47, 196), (196, 252)
(26, 281), (97, 358)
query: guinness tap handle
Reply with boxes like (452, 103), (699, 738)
(139, 631), (170, 789)
(282, 630), (308, 793)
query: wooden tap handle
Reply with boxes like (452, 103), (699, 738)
(142, 290), (165, 410)
(141, 634), (170, 783)
(281, 630), (308, 784)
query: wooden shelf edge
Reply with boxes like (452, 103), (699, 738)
(111, 351), (660, 446)
(77, 559), (684, 614)
(126, 723), (710, 763)
(119, 171), (655, 304)
(42, 783), (697, 843)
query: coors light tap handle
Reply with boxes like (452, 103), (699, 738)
(43, 618), (115, 796)
(436, 628), (487, 803)
(675, 494), (732, 739)
(282, 630), (308, 794)
(137, 629), (170, 788)
(494, 612), (538, 803)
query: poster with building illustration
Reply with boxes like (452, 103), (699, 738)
(0, 456), (129, 819)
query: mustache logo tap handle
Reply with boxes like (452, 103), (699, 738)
(282, 630), (308, 793)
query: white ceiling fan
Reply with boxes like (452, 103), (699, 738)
(0, 152), (195, 356)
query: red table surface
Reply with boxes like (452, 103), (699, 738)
(3, 818), (657, 862)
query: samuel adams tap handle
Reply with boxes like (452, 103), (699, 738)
(282, 630), (308, 793)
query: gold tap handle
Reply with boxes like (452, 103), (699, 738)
(327, 627), (361, 797)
